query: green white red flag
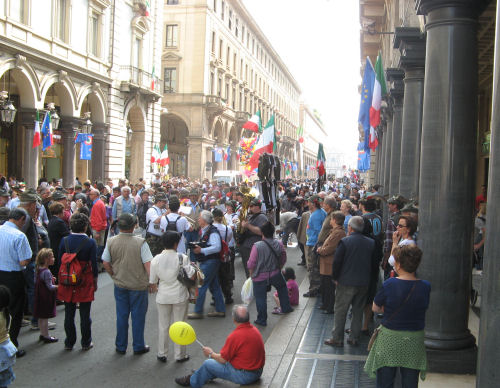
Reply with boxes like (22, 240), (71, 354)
(316, 143), (326, 177)
(160, 144), (170, 166)
(242, 111), (261, 133)
(369, 53), (387, 150)
(248, 115), (275, 169)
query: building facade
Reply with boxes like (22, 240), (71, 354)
(358, 0), (500, 383)
(299, 103), (327, 179)
(0, 0), (163, 187)
(161, 0), (302, 179)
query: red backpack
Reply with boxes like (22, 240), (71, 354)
(219, 226), (231, 263)
(58, 238), (89, 286)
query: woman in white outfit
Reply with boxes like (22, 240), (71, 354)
(149, 231), (195, 363)
(388, 216), (416, 268)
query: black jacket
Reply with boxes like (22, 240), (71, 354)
(332, 232), (378, 287)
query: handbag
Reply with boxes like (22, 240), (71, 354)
(176, 253), (196, 288)
(367, 282), (417, 351)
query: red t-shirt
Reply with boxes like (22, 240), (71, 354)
(220, 322), (265, 371)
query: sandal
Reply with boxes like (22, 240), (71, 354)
(324, 338), (344, 347)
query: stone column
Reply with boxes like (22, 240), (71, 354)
(416, 0), (483, 374)
(60, 119), (78, 188)
(386, 69), (405, 196)
(20, 110), (39, 188)
(395, 27), (426, 199)
(382, 105), (393, 196)
(91, 123), (107, 182)
(376, 127), (384, 185)
(477, 0), (500, 384)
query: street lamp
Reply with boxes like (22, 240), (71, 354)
(0, 91), (16, 127)
(47, 102), (60, 130)
(81, 112), (92, 134)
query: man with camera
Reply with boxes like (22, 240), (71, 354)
(145, 193), (168, 256)
(187, 210), (226, 319)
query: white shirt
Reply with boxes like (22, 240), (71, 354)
(214, 222), (234, 248)
(388, 238), (416, 267)
(146, 206), (166, 236)
(160, 213), (191, 253)
(149, 250), (195, 305)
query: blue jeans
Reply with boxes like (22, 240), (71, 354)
(184, 230), (199, 262)
(64, 302), (92, 348)
(253, 272), (293, 325)
(114, 286), (148, 352)
(376, 366), (420, 388)
(190, 359), (262, 388)
(194, 259), (225, 314)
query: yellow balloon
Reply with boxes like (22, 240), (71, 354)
(169, 321), (196, 345)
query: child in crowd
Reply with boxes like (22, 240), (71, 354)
(0, 286), (17, 387)
(34, 248), (58, 343)
(273, 267), (299, 314)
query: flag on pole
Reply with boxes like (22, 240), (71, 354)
(213, 147), (223, 162)
(316, 143), (326, 177)
(242, 111), (261, 133)
(41, 112), (53, 151)
(151, 144), (160, 165)
(358, 57), (375, 151)
(248, 115), (275, 170)
(79, 134), (93, 160)
(357, 142), (371, 172)
(32, 111), (41, 148)
(297, 126), (304, 143)
(151, 65), (156, 90)
(369, 53), (387, 150)
(224, 145), (230, 161)
(160, 144), (170, 166)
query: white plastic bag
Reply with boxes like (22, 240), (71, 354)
(241, 277), (254, 304)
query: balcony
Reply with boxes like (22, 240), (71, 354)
(119, 66), (162, 99)
(205, 95), (227, 117)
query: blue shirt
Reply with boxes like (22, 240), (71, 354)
(0, 221), (33, 271)
(374, 278), (431, 331)
(112, 196), (136, 220)
(306, 208), (327, 246)
(343, 214), (352, 234)
(200, 225), (221, 256)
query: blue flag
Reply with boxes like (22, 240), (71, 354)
(213, 147), (223, 162)
(75, 134), (93, 160)
(41, 112), (53, 151)
(357, 142), (370, 172)
(358, 58), (375, 151)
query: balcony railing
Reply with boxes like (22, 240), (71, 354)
(119, 66), (162, 96)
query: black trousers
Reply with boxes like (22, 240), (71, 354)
(320, 275), (336, 313)
(218, 261), (233, 300)
(298, 242), (306, 261)
(0, 270), (26, 347)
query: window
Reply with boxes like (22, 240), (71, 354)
(213, 0), (217, 12)
(166, 24), (178, 47)
(164, 68), (177, 93)
(221, 1), (225, 20)
(210, 71), (214, 94)
(235, 18), (239, 37)
(241, 26), (245, 43)
(219, 39), (223, 59)
(217, 76), (222, 97)
(133, 38), (141, 68)
(233, 53), (237, 73)
(10, 0), (26, 24)
(54, 0), (68, 42)
(211, 31), (216, 53)
(89, 12), (100, 56)
(226, 46), (230, 66)
(228, 10), (232, 29)
(225, 80), (229, 102)
(232, 85), (236, 109)
(167, 0), (179, 4)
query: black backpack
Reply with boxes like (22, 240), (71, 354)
(137, 201), (152, 229)
(166, 215), (181, 232)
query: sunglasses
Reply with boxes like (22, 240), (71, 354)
(396, 224), (407, 228)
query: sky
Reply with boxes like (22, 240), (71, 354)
(242, 0), (361, 167)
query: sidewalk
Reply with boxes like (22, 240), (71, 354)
(254, 276), (477, 388)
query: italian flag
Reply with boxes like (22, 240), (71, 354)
(297, 126), (304, 143)
(369, 53), (387, 151)
(32, 113), (41, 148)
(151, 65), (156, 90)
(248, 115), (275, 169)
(151, 144), (160, 164)
(160, 144), (170, 166)
(316, 143), (326, 177)
(242, 110), (261, 133)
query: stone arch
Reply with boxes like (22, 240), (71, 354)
(213, 119), (223, 144)
(0, 57), (38, 108)
(125, 105), (146, 182)
(40, 74), (77, 116)
(228, 124), (239, 147)
(77, 83), (107, 123)
(161, 113), (189, 176)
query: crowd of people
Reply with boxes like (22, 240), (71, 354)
(0, 171), (485, 387)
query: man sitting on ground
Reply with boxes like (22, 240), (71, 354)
(175, 305), (265, 387)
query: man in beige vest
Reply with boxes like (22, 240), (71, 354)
(102, 213), (153, 355)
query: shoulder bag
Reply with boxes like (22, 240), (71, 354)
(367, 281), (417, 351)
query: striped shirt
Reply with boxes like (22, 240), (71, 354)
(0, 221), (32, 271)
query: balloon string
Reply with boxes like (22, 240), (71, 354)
(195, 339), (204, 348)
